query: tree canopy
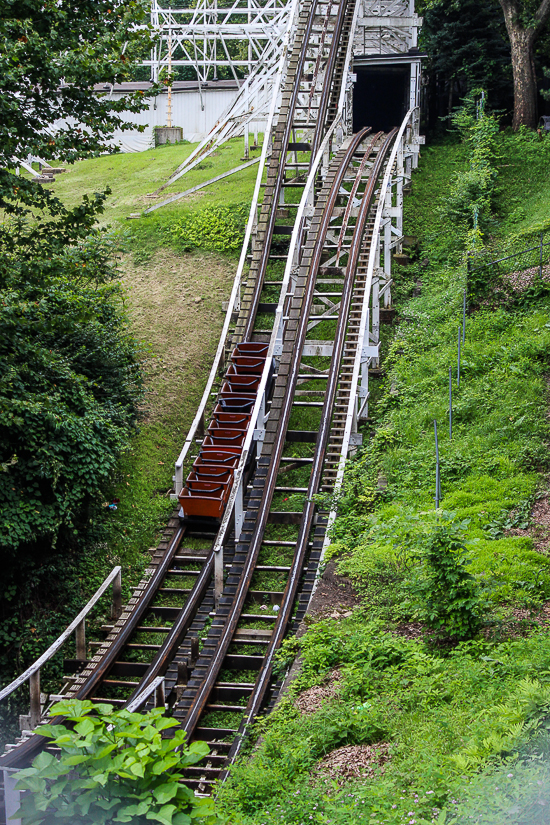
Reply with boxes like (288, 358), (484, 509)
(419, 0), (550, 127)
(0, 2), (153, 575)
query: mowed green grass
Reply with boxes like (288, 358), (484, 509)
(42, 135), (262, 227)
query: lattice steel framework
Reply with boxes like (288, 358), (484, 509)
(146, 0), (293, 83)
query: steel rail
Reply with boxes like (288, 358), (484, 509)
(223, 129), (397, 769)
(319, 107), (420, 566)
(242, 0), (321, 341)
(181, 127), (372, 741)
(0, 528), (186, 769)
(308, 0), (349, 162)
(172, 0), (300, 497)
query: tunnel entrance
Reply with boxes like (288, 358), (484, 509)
(353, 65), (410, 133)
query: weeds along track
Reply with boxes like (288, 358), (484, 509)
(0, 0), (405, 796)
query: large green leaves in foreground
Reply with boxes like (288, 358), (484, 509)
(13, 700), (216, 825)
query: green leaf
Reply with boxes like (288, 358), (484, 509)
(146, 804), (178, 825)
(152, 783), (179, 804)
(74, 717), (96, 736)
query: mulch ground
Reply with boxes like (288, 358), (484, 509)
(317, 743), (391, 785)
(294, 669), (342, 714)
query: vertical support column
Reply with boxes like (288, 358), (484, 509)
(321, 141), (330, 180)
(3, 770), (21, 825)
(396, 141), (404, 251)
(243, 122), (250, 161)
(167, 29), (172, 128)
(174, 461), (183, 500)
(155, 679), (165, 709)
(112, 569), (122, 620)
(371, 278), (380, 366)
(235, 477), (244, 542)
(176, 660), (189, 701)
(214, 549), (224, 609)
(358, 309), (370, 422)
(29, 670), (41, 729)
(76, 620), (86, 662)
(383, 189), (392, 280)
(256, 390), (267, 457)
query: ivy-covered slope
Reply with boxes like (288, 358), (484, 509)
(216, 126), (550, 824)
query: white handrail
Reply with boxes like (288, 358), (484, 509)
(0, 566), (122, 703)
(173, 0), (301, 496)
(126, 675), (165, 713)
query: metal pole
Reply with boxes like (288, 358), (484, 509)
(540, 231), (544, 280)
(434, 419), (441, 509)
(457, 326), (461, 388)
(29, 670), (41, 729)
(462, 289), (466, 344)
(75, 619), (86, 661)
(112, 569), (122, 619)
(449, 367), (452, 440)
(243, 122), (249, 161)
(235, 478), (244, 541)
(167, 29), (172, 129)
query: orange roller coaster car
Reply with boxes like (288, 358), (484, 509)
(178, 342), (271, 522)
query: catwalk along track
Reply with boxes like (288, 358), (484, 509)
(0, 0), (422, 807)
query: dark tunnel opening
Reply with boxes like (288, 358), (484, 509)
(353, 66), (410, 133)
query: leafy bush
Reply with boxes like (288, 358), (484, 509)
(13, 700), (216, 825)
(0, 225), (142, 558)
(169, 204), (249, 253)
(442, 94), (500, 246)
(407, 517), (484, 639)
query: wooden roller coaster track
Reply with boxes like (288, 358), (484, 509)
(0, 0), (422, 813)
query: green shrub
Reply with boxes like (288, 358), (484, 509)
(407, 517), (485, 639)
(169, 204), (249, 253)
(0, 229), (142, 558)
(13, 700), (216, 825)
(441, 95), (500, 246)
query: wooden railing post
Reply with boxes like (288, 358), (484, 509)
(154, 679), (165, 709)
(176, 660), (189, 702)
(111, 569), (122, 619)
(190, 637), (199, 667)
(75, 619), (86, 661)
(29, 670), (41, 729)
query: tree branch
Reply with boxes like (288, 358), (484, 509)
(498, 0), (519, 33)
(535, 0), (550, 31)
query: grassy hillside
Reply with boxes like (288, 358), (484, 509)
(217, 130), (550, 824)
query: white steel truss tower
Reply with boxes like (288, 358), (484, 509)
(147, 0), (293, 84)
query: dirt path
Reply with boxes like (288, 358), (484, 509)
(121, 248), (235, 427)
